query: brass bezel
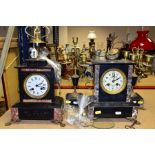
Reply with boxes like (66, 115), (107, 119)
(23, 73), (50, 99)
(100, 68), (127, 95)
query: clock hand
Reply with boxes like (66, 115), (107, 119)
(40, 87), (45, 90)
(36, 82), (44, 87)
(106, 83), (110, 86)
(112, 77), (120, 83)
(116, 83), (120, 86)
(36, 84), (46, 88)
(112, 72), (115, 78)
(111, 72), (115, 82)
(29, 88), (34, 91)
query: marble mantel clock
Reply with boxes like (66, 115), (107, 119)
(89, 59), (141, 118)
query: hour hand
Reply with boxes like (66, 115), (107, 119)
(112, 77), (120, 83)
(40, 87), (45, 90)
(106, 83), (110, 86)
(29, 88), (34, 91)
(116, 83), (120, 86)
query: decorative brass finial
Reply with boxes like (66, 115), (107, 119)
(72, 37), (78, 47)
(25, 26), (50, 44)
(32, 26), (43, 43)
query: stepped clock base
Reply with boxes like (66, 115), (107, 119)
(92, 105), (134, 118)
(11, 96), (64, 122)
(88, 93), (143, 118)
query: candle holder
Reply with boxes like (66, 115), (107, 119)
(123, 51), (130, 60)
(143, 54), (154, 75)
(130, 47), (148, 79)
(88, 31), (96, 59)
(72, 37), (78, 47)
(71, 37), (80, 67)
(71, 74), (80, 98)
(66, 67), (83, 106)
(80, 53), (87, 64)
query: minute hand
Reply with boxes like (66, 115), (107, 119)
(36, 83), (43, 87)
(112, 77), (120, 83)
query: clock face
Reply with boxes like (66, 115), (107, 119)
(23, 74), (50, 99)
(100, 68), (127, 95)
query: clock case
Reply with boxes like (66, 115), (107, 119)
(17, 60), (55, 103)
(89, 60), (141, 118)
(93, 59), (133, 102)
(11, 96), (63, 122)
(11, 59), (64, 121)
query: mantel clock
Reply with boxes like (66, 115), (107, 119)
(11, 26), (63, 123)
(93, 60), (133, 102)
(89, 59), (142, 118)
(18, 63), (55, 104)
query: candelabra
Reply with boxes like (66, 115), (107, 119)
(88, 31), (96, 59)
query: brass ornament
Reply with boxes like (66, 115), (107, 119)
(25, 26), (50, 44)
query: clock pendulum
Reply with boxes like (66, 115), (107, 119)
(9, 26), (64, 125)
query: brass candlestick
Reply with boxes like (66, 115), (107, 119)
(71, 67), (80, 98)
(72, 37), (78, 47)
(123, 51), (130, 60)
(130, 53), (137, 62)
(65, 66), (83, 106)
(145, 54), (154, 65)
(131, 47), (147, 79)
(143, 54), (154, 74)
(88, 31), (96, 59)
(80, 53), (87, 64)
(71, 37), (80, 68)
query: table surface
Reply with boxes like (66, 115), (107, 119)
(0, 89), (155, 129)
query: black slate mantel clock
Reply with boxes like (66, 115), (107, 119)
(10, 59), (64, 122)
(10, 26), (64, 124)
(17, 61), (55, 104)
(89, 59), (141, 118)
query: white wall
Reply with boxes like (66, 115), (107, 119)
(59, 26), (68, 46)
(54, 26), (155, 49)
(67, 26), (132, 49)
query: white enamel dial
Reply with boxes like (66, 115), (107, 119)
(100, 69), (127, 94)
(24, 74), (50, 99)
